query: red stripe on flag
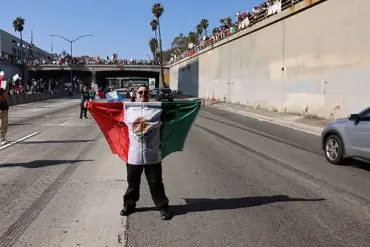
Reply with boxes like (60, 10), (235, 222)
(87, 101), (129, 162)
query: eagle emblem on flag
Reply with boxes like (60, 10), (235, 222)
(132, 117), (155, 143)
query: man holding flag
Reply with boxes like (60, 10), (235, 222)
(0, 69), (10, 145)
(0, 69), (12, 93)
(80, 86), (90, 119)
(87, 84), (201, 220)
(0, 69), (4, 81)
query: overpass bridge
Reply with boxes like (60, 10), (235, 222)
(26, 64), (170, 88)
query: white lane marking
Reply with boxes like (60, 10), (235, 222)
(210, 105), (321, 137)
(0, 132), (40, 150)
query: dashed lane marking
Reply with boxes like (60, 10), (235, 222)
(0, 132), (40, 151)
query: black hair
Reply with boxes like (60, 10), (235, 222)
(137, 84), (149, 90)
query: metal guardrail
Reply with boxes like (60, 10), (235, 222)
(6, 91), (71, 106)
(167, 0), (304, 65)
(281, 0), (303, 11)
(29, 64), (163, 68)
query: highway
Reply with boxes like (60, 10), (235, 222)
(0, 98), (369, 247)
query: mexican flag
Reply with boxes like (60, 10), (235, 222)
(87, 100), (201, 164)
(1, 79), (11, 90)
(0, 68), (4, 80)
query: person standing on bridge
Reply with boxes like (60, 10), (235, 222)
(0, 88), (9, 145)
(120, 84), (171, 220)
(80, 86), (90, 119)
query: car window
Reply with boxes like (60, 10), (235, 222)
(360, 108), (370, 120)
(161, 88), (171, 93)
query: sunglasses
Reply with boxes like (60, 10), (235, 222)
(137, 91), (149, 96)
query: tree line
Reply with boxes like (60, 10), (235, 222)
(149, 6), (210, 65)
(148, 4), (236, 65)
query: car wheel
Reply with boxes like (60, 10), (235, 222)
(324, 134), (345, 165)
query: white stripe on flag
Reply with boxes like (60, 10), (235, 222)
(124, 102), (162, 165)
(1, 81), (7, 89)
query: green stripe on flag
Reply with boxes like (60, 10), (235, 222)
(160, 99), (202, 158)
(1, 79), (11, 90)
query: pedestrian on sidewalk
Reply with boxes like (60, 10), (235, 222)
(0, 88), (9, 145)
(120, 84), (171, 220)
(80, 86), (90, 119)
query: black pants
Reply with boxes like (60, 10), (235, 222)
(80, 102), (87, 118)
(124, 162), (169, 210)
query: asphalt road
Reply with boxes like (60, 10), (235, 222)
(0, 98), (127, 247)
(0, 99), (369, 247)
(127, 105), (370, 247)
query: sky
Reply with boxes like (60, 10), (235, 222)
(2, 0), (261, 60)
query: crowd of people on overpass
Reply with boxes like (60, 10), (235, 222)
(1, 53), (161, 71)
(168, 0), (302, 65)
(36, 57), (161, 67)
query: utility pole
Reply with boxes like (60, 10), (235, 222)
(51, 42), (53, 63)
(30, 30), (34, 62)
(50, 34), (92, 88)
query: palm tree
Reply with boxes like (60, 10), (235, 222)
(13, 17), (25, 79)
(200, 19), (209, 37)
(220, 17), (232, 27)
(196, 24), (203, 36)
(188, 32), (198, 45)
(149, 38), (158, 61)
(150, 19), (158, 41)
(152, 3), (166, 87)
(225, 17), (233, 27)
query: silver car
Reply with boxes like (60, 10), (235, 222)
(321, 107), (370, 165)
(150, 88), (159, 97)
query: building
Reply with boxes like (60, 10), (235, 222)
(0, 29), (51, 62)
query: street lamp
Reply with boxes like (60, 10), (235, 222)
(50, 34), (92, 88)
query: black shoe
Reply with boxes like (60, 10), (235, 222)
(160, 208), (171, 220)
(120, 205), (135, 216)
(84, 116), (88, 119)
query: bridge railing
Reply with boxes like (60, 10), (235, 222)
(167, 0), (305, 66)
(28, 63), (163, 68)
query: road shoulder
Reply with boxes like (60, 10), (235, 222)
(209, 102), (327, 136)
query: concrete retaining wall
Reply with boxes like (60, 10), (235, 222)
(7, 91), (71, 106)
(0, 61), (24, 80)
(169, 0), (370, 119)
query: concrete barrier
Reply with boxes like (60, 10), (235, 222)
(169, 0), (370, 120)
(7, 91), (72, 106)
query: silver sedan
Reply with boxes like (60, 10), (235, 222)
(321, 107), (370, 165)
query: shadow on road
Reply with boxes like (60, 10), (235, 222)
(0, 159), (93, 168)
(347, 159), (370, 172)
(19, 140), (94, 144)
(135, 195), (325, 217)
